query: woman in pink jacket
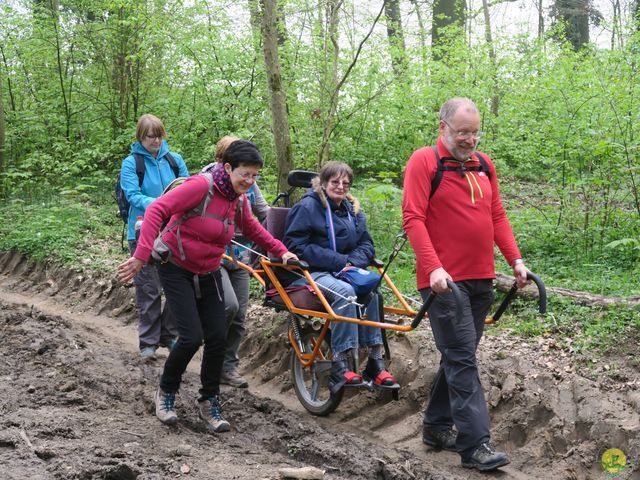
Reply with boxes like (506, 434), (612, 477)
(118, 140), (297, 433)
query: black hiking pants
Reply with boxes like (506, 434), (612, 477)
(420, 279), (494, 460)
(158, 262), (227, 399)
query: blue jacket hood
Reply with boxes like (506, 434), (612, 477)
(131, 140), (170, 159)
(120, 141), (190, 240)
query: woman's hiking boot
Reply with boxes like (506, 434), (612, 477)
(197, 395), (231, 433)
(140, 346), (157, 361)
(220, 368), (248, 388)
(422, 427), (457, 451)
(362, 358), (399, 389)
(154, 387), (178, 425)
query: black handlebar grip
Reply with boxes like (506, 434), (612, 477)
(491, 271), (547, 324)
(268, 258), (309, 270)
(411, 280), (464, 329)
(371, 258), (384, 268)
(447, 280), (464, 324)
(491, 284), (519, 324)
(527, 272), (547, 314)
(411, 291), (436, 329)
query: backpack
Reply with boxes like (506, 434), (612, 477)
(115, 152), (180, 223)
(429, 146), (492, 199)
(151, 172), (245, 264)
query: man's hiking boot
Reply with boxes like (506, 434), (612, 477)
(140, 346), (157, 361)
(362, 358), (399, 389)
(197, 395), (230, 433)
(461, 443), (510, 471)
(422, 427), (457, 451)
(154, 387), (178, 425)
(220, 369), (248, 388)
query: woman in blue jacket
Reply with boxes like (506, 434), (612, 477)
(120, 114), (190, 360)
(283, 161), (398, 392)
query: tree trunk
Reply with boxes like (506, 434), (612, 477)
(481, 0), (499, 117)
(111, 6), (132, 137)
(552, 0), (590, 50)
(409, 0), (428, 66)
(248, 0), (263, 50)
(0, 64), (5, 180)
(317, 0), (341, 167)
(261, 0), (293, 192)
(537, 0), (544, 40)
(384, 0), (406, 75)
(432, 0), (466, 60)
(45, 0), (71, 140)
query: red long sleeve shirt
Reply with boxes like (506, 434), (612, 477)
(402, 137), (521, 290)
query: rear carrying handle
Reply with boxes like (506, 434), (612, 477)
(487, 271), (547, 324)
(411, 280), (463, 329)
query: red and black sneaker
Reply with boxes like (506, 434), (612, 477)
(363, 358), (400, 390)
(329, 359), (364, 393)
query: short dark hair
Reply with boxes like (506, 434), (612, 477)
(319, 161), (353, 186)
(222, 140), (264, 169)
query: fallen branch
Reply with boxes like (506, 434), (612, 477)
(278, 466), (325, 479)
(495, 273), (640, 308)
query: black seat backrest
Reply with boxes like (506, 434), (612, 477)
(288, 170), (317, 188)
(265, 207), (290, 244)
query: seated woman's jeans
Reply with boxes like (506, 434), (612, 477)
(290, 272), (382, 354)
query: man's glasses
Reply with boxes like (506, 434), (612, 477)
(442, 120), (483, 141)
(329, 180), (351, 188)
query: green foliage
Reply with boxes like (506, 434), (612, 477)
(0, 196), (125, 271)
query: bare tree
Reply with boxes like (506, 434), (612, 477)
(384, 0), (406, 75)
(316, 1), (386, 167)
(408, 0), (428, 65)
(261, 0), (293, 191)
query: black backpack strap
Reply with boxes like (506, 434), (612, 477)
(473, 151), (492, 180)
(165, 152), (180, 179)
(132, 153), (146, 187)
(430, 147), (493, 199)
(429, 146), (444, 199)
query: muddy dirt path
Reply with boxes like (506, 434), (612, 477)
(1, 252), (639, 479)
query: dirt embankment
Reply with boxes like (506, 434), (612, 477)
(1, 250), (639, 479)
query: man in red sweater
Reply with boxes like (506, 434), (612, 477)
(402, 97), (529, 471)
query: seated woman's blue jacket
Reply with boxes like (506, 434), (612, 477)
(283, 180), (375, 273)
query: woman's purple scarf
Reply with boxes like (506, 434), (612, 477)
(207, 162), (239, 201)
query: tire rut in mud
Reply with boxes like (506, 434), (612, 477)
(0, 300), (451, 480)
(2, 250), (640, 479)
